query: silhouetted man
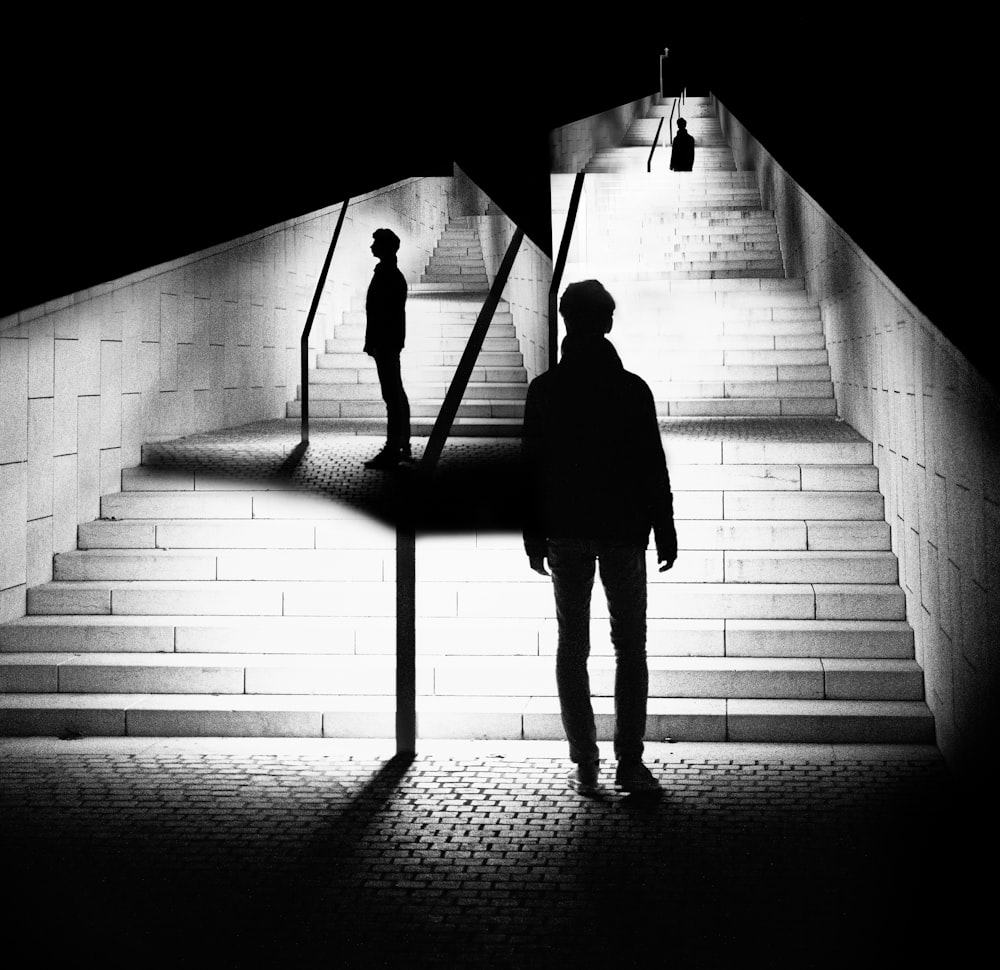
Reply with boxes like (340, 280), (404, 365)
(522, 280), (678, 796)
(363, 228), (411, 469)
(670, 117), (695, 172)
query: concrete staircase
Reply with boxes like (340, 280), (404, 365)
(286, 216), (526, 436)
(0, 425), (932, 742)
(0, 96), (934, 745)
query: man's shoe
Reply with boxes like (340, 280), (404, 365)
(614, 759), (661, 794)
(364, 449), (400, 470)
(567, 761), (601, 796)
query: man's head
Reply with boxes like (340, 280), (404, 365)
(371, 228), (401, 259)
(676, 118), (687, 130)
(559, 280), (615, 336)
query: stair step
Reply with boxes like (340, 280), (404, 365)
(669, 465), (878, 491)
(724, 699), (935, 743)
(52, 548), (394, 582)
(0, 611), (914, 661)
(291, 400), (524, 420)
(450, 581), (905, 620)
(0, 653), (924, 701)
(327, 337), (522, 354)
(24, 578), (907, 622)
(27, 580), (397, 617)
(308, 365), (527, 384)
(0, 615), (372, 653)
(659, 399), (839, 418)
(312, 351), (524, 370)
(0, 694), (934, 742)
(725, 619), (914, 658)
(335, 323), (517, 340)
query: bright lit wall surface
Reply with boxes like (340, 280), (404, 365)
(0, 177), (453, 623)
(715, 96), (1000, 769)
(549, 94), (658, 175)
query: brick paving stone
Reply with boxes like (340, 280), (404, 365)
(0, 740), (991, 968)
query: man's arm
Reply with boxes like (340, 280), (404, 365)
(638, 382), (677, 571)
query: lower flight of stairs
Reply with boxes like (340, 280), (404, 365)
(287, 216), (526, 436)
(0, 423), (933, 743)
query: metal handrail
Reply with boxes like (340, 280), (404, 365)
(418, 226), (525, 473)
(548, 172), (585, 370)
(647, 116), (665, 172)
(668, 88), (687, 146)
(397, 222), (524, 755)
(300, 199), (350, 444)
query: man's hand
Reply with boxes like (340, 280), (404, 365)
(529, 554), (549, 576)
(657, 556), (676, 573)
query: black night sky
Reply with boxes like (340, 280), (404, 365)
(3, 16), (991, 386)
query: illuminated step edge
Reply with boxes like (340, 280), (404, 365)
(0, 617), (914, 659)
(0, 694), (935, 742)
(0, 655), (924, 701)
(74, 518), (890, 553)
(47, 548), (898, 585)
(23, 581), (907, 621)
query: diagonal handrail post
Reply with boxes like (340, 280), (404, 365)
(647, 116), (665, 172)
(395, 222), (524, 756)
(418, 226), (525, 473)
(300, 199), (350, 444)
(548, 172), (585, 371)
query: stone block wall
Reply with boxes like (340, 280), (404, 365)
(716, 96), (1000, 769)
(0, 177), (451, 624)
(548, 94), (658, 174)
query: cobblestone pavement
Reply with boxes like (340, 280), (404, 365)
(0, 739), (986, 969)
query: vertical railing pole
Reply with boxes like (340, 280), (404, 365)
(300, 199), (350, 445)
(548, 172), (585, 371)
(396, 512), (416, 756)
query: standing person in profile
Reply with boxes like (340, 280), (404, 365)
(363, 228), (412, 469)
(670, 117), (695, 171)
(522, 280), (678, 796)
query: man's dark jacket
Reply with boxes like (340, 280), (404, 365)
(364, 258), (407, 356)
(522, 334), (677, 562)
(670, 129), (695, 171)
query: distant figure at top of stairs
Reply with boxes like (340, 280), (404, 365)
(670, 117), (695, 171)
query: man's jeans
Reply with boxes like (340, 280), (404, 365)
(374, 353), (410, 454)
(547, 538), (648, 765)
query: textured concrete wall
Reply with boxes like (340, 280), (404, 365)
(716, 97), (1000, 770)
(0, 178), (451, 625)
(549, 94), (658, 174)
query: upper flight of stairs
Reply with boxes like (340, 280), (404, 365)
(287, 216), (527, 436)
(587, 98), (734, 173)
(567, 95), (835, 419)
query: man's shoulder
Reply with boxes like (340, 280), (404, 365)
(527, 369), (555, 393)
(621, 368), (654, 397)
